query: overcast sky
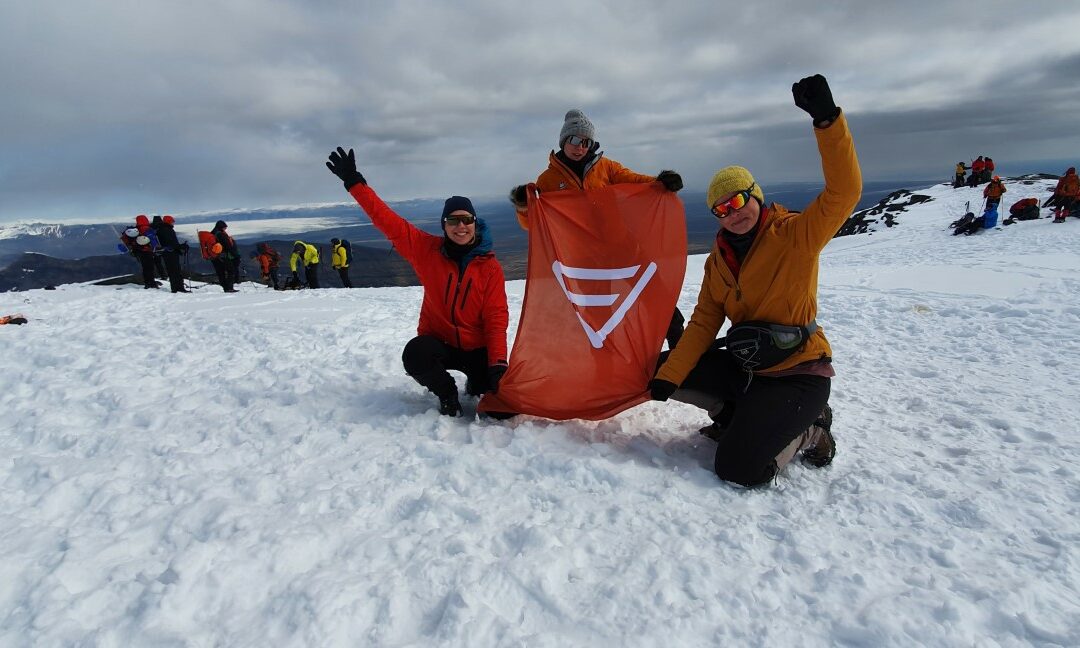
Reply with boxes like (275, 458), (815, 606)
(2, 1), (1079, 223)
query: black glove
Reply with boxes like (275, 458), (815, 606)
(487, 361), (508, 394)
(656, 170), (683, 192)
(649, 378), (678, 402)
(326, 147), (367, 190)
(792, 74), (840, 126)
(509, 185), (528, 209)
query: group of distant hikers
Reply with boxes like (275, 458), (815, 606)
(949, 166), (1079, 235)
(117, 217), (356, 292)
(953, 155), (996, 188)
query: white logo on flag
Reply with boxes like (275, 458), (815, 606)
(552, 261), (657, 349)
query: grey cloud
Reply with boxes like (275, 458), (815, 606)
(2, 0), (1079, 221)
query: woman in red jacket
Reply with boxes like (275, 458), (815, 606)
(327, 147), (509, 417)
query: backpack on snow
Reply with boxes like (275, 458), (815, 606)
(341, 239), (353, 265)
(1009, 198), (1040, 221)
(198, 231), (222, 260)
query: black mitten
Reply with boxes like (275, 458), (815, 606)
(487, 362), (508, 394)
(326, 147), (367, 190)
(792, 74), (840, 126)
(509, 185), (528, 208)
(656, 170), (683, 192)
(649, 378), (678, 402)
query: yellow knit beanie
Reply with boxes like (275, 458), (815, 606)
(706, 166), (765, 209)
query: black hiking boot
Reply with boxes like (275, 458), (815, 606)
(438, 393), (462, 417)
(698, 421), (726, 442)
(464, 378), (484, 397)
(802, 405), (835, 468)
(698, 401), (734, 443)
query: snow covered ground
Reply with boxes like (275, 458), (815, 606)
(1, 179), (1078, 646)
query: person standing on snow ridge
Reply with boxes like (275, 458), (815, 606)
(149, 216), (169, 280)
(648, 74), (862, 489)
(156, 215), (190, 292)
(327, 147), (509, 417)
(1047, 167), (1079, 221)
(289, 241), (320, 288)
(969, 156), (985, 187)
(983, 176), (1006, 213)
(954, 162), (967, 188)
(117, 214), (160, 289)
(330, 238), (353, 288)
(210, 220), (240, 292)
(254, 243), (282, 289)
(984, 157), (995, 184)
(507, 108), (687, 350)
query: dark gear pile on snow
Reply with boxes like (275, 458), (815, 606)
(950, 212), (985, 236)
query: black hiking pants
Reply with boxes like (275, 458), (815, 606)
(163, 251), (184, 292)
(136, 251), (157, 288)
(305, 264), (319, 289)
(660, 343), (831, 487)
(402, 335), (490, 399)
(337, 267), (353, 288)
(211, 258), (234, 291)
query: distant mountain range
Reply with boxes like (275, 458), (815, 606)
(0, 180), (948, 291)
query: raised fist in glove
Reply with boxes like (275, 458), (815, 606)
(649, 378), (678, 402)
(487, 361), (508, 394)
(326, 147), (367, 190)
(509, 185), (528, 209)
(792, 74), (840, 127)
(656, 170), (683, 192)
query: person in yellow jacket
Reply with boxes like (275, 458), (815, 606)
(508, 108), (687, 348)
(289, 240), (320, 289)
(954, 162), (967, 188)
(330, 238), (353, 288)
(648, 74), (862, 488)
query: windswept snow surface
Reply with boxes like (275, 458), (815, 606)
(2, 179), (1079, 646)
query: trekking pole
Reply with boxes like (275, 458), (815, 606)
(182, 247), (191, 291)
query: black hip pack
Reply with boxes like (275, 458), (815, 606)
(719, 319), (818, 372)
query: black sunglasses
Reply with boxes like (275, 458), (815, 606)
(444, 215), (476, 226)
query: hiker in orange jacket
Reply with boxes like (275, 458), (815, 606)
(648, 75), (862, 488)
(508, 108), (687, 349)
(253, 243), (281, 289)
(1048, 167), (1079, 221)
(983, 176), (1007, 211)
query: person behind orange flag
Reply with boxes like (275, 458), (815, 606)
(648, 74), (862, 488)
(478, 182), (686, 421)
(508, 109), (687, 349)
(326, 147), (509, 417)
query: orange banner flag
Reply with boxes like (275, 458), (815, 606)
(479, 183), (687, 420)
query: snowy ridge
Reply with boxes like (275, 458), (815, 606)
(1, 178), (1079, 646)
(0, 223), (65, 241)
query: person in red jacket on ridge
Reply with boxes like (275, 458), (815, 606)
(326, 147), (509, 417)
(970, 156), (986, 186)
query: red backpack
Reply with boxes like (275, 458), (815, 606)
(198, 231), (222, 260)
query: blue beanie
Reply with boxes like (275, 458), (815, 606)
(441, 196), (476, 223)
